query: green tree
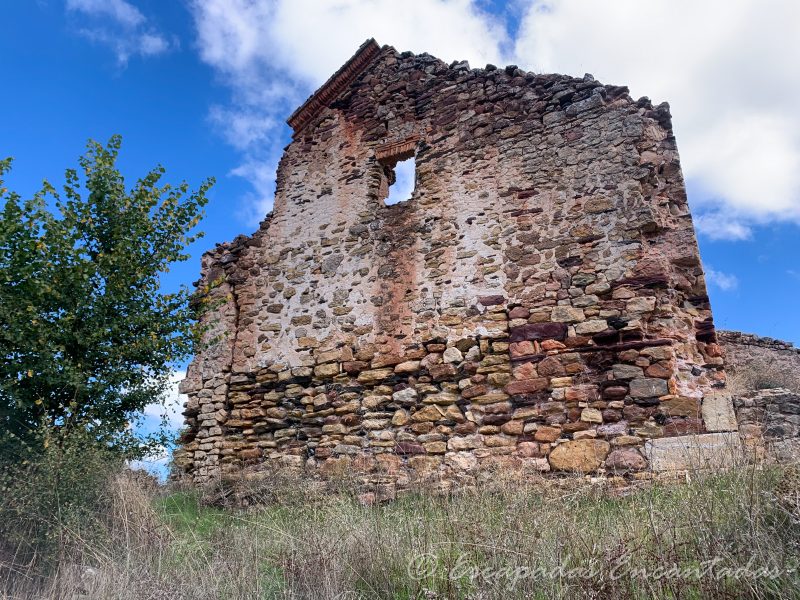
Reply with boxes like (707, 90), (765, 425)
(0, 135), (212, 451)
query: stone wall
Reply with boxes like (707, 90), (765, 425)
(175, 40), (737, 492)
(720, 330), (800, 394)
(735, 388), (800, 461)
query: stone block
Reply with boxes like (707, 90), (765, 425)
(701, 391), (738, 432)
(548, 439), (610, 473)
(644, 433), (742, 472)
(629, 377), (669, 398)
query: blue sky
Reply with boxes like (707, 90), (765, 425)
(3, 1), (799, 467)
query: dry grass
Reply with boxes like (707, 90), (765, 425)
(726, 360), (800, 396)
(2, 461), (800, 600)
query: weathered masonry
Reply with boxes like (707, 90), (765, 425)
(176, 39), (739, 491)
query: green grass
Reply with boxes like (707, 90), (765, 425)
(156, 491), (230, 538)
(3, 465), (800, 599)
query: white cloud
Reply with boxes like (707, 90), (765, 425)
(66, 0), (145, 27)
(67, 0), (173, 64)
(128, 445), (170, 479)
(386, 158), (416, 206)
(190, 0), (507, 218)
(512, 0), (800, 239)
(208, 105), (278, 151)
(705, 266), (739, 291)
(230, 157), (283, 224)
(693, 213), (752, 242)
(142, 370), (187, 431)
(191, 0), (800, 238)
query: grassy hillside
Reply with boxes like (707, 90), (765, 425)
(2, 463), (800, 599)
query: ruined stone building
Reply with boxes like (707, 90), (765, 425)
(176, 39), (744, 492)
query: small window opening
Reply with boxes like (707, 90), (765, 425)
(384, 156), (416, 206)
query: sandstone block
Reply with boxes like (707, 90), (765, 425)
(424, 392), (459, 405)
(580, 408), (603, 423)
(485, 434), (516, 447)
(448, 434), (483, 451)
(445, 451), (478, 470)
(411, 405), (444, 422)
(424, 441), (447, 454)
(548, 439), (610, 473)
(534, 426), (561, 443)
(626, 297), (656, 314)
(314, 363), (340, 378)
(394, 360), (422, 373)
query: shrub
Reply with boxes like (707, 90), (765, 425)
(0, 425), (122, 581)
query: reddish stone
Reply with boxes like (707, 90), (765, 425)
(508, 306), (531, 319)
(240, 448), (261, 460)
(541, 339), (566, 351)
(605, 448), (647, 472)
(370, 353), (405, 368)
(509, 341), (537, 358)
(394, 442), (426, 455)
(534, 426), (561, 442)
(602, 385), (628, 400)
(505, 378), (549, 395)
(509, 322), (567, 342)
(537, 356), (566, 377)
(483, 414), (512, 426)
(512, 362), (539, 380)
(341, 414), (359, 426)
(663, 417), (705, 436)
(478, 295), (506, 306)
(645, 363), (672, 378)
(602, 409), (623, 422)
(623, 404), (649, 422)
(517, 441), (541, 457)
(462, 384), (489, 399)
(429, 363), (457, 381)
(565, 335), (592, 347)
(454, 421), (477, 434)
(314, 447), (332, 459)
(342, 361), (368, 374)
(562, 421), (590, 433)
(566, 385), (598, 402)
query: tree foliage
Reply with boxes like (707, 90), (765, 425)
(0, 136), (212, 451)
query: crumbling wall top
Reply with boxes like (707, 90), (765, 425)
(286, 38), (381, 136)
